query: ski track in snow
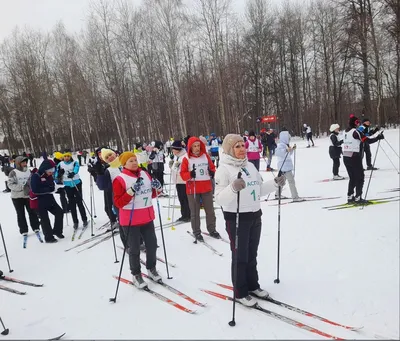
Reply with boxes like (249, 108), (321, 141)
(0, 131), (399, 339)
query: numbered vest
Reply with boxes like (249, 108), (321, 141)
(210, 139), (219, 147)
(118, 172), (153, 210)
(13, 169), (31, 185)
(108, 167), (122, 182)
(59, 161), (80, 182)
(187, 154), (210, 181)
(240, 166), (261, 204)
(343, 128), (361, 153)
(247, 140), (259, 152)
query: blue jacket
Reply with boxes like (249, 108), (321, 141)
(30, 162), (57, 208)
(55, 160), (81, 188)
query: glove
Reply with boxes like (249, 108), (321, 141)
(208, 168), (215, 179)
(293, 144), (297, 150)
(377, 133), (385, 140)
(169, 160), (174, 168)
(231, 178), (246, 192)
(151, 178), (162, 190)
(153, 147), (159, 153)
(274, 175), (286, 187)
(67, 172), (75, 179)
(190, 169), (196, 179)
(133, 178), (143, 192)
(58, 168), (65, 176)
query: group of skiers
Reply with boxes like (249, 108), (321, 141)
(1, 114), (387, 306)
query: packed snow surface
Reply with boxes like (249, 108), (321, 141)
(0, 130), (399, 339)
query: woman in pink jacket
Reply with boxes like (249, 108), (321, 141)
(245, 131), (263, 171)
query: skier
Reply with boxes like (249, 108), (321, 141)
(303, 124), (315, 147)
(82, 150), (88, 165)
(1, 156), (14, 193)
(53, 152), (69, 213)
(180, 136), (221, 241)
(357, 118), (379, 170)
(245, 130), (262, 171)
(30, 159), (64, 242)
(113, 151), (162, 288)
(55, 151), (88, 229)
(329, 124), (345, 180)
(342, 116), (384, 204)
(133, 143), (149, 170)
(148, 141), (166, 196)
(265, 129), (277, 171)
(169, 140), (190, 222)
(208, 133), (222, 167)
(274, 129), (304, 202)
(8, 156), (41, 239)
(215, 134), (286, 306)
(77, 150), (83, 166)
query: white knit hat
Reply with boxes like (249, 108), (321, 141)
(222, 134), (244, 157)
(329, 124), (340, 132)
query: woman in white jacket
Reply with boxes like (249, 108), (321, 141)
(215, 134), (286, 307)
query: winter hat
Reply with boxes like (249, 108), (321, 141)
(171, 140), (183, 150)
(63, 150), (72, 157)
(349, 113), (355, 118)
(329, 124), (340, 132)
(119, 151), (136, 167)
(303, 123), (307, 127)
(54, 152), (64, 160)
(362, 118), (370, 123)
(349, 116), (360, 128)
(39, 159), (56, 174)
(101, 148), (116, 161)
(222, 134), (244, 158)
(249, 130), (256, 137)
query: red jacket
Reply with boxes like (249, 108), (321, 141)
(180, 136), (216, 194)
(113, 168), (156, 226)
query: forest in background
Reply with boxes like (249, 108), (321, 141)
(0, 0), (398, 154)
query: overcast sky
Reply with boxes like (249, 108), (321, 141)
(0, 0), (279, 43)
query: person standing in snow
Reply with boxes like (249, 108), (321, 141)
(53, 152), (69, 213)
(180, 136), (221, 241)
(357, 118), (380, 170)
(55, 151), (88, 229)
(8, 156), (41, 238)
(2, 156), (14, 193)
(342, 116), (384, 204)
(148, 141), (166, 196)
(215, 134), (286, 306)
(274, 129), (304, 202)
(208, 133), (222, 167)
(265, 129), (277, 171)
(329, 124), (345, 180)
(245, 130), (262, 171)
(30, 159), (64, 242)
(133, 143), (149, 170)
(303, 124), (315, 148)
(169, 140), (191, 222)
(113, 152), (162, 288)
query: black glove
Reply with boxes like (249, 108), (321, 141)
(190, 169), (196, 179)
(371, 127), (380, 135)
(208, 168), (215, 179)
(377, 133), (385, 140)
(58, 168), (65, 176)
(67, 172), (75, 179)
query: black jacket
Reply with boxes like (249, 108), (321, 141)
(329, 133), (343, 159)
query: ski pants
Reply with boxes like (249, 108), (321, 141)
(225, 216), (262, 299)
(152, 170), (164, 188)
(12, 198), (40, 235)
(307, 132), (314, 146)
(343, 155), (365, 198)
(248, 159), (260, 171)
(187, 191), (216, 236)
(176, 184), (190, 219)
(332, 158), (340, 176)
(55, 187), (68, 213)
(364, 143), (372, 167)
(121, 222), (158, 276)
(275, 171), (299, 199)
(65, 182), (87, 224)
(37, 198), (64, 241)
(104, 189), (117, 223)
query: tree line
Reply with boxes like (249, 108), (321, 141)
(0, 0), (398, 155)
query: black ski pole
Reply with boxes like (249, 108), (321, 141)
(191, 165), (198, 244)
(361, 139), (381, 210)
(110, 197), (136, 303)
(379, 143), (399, 174)
(0, 224), (13, 273)
(111, 221), (119, 264)
(91, 176), (97, 218)
(0, 316), (9, 336)
(384, 139), (400, 159)
(274, 149), (291, 284)
(72, 182), (95, 236)
(229, 171), (242, 327)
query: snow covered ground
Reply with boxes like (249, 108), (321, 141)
(0, 130), (399, 340)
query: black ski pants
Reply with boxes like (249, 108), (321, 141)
(248, 159), (260, 171)
(104, 189), (117, 223)
(152, 170), (164, 188)
(56, 187), (68, 213)
(38, 198), (64, 241)
(364, 143), (372, 167)
(12, 198), (40, 235)
(332, 158), (340, 176)
(307, 132), (314, 146)
(225, 216), (262, 299)
(65, 182), (87, 224)
(121, 222), (158, 276)
(343, 155), (365, 198)
(176, 184), (190, 219)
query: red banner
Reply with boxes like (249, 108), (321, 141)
(261, 115), (277, 123)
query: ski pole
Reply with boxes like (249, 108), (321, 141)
(155, 186), (172, 279)
(110, 199), (135, 303)
(191, 165), (198, 244)
(167, 171), (173, 220)
(0, 224), (13, 273)
(293, 148), (296, 178)
(110, 220), (119, 264)
(72, 182), (96, 223)
(92, 180), (97, 218)
(229, 171), (242, 327)
(0, 316), (9, 336)
(171, 169), (179, 231)
(361, 140), (381, 210)
(384, 139), (400, 159)
(379, 144), (399, 174)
